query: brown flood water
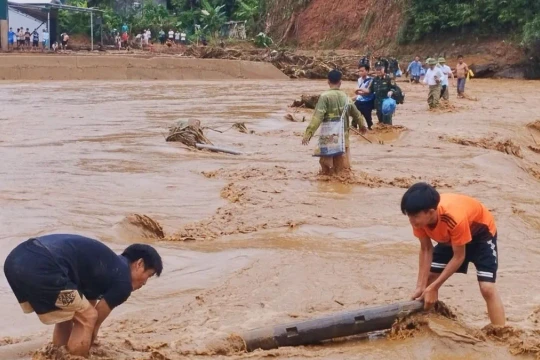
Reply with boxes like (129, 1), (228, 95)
(1, 78), (540, 359)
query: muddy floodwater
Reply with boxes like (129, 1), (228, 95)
(1, 78), (540, 359)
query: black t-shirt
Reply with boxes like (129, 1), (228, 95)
(38, 234), (132, 309)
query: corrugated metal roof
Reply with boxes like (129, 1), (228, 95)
(9, 0), (62, 5)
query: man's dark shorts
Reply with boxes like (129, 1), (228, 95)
(3, 238), (90, 324)
(430, 233), (498, 283)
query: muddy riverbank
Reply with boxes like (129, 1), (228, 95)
(1, 79), (540, 359)
(0, 55), (288, 81)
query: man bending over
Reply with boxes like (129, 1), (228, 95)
(4, 234), (163, 357)
(401, 183), (505, 325)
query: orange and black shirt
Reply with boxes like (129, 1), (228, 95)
(412, 193), (497, 246)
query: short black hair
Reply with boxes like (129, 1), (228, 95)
(359, 65), (370, 71)
(122, 244), (163, 276)
(401, 182), (440, 215)
(328, 69), (342, 84)
(458, 55), (464, 59)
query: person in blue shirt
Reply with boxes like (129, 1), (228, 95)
(407, 56), (423, 84)
(4, 234), (163, 357)
(354, 64), (375, 130)
(8, 27), (16, 50)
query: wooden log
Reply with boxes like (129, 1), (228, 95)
(195, 143), (243, 155)
(242, 300), (423, 352)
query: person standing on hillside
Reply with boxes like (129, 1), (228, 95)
(17, 28), (24, 49)
(407, 56), (423, 84)
(423, 58), (443, 109)
(370, 62), (397, 125)
(61, 32), (69, 50)
(302, 70), (367, 175)
(24, 28), (31, 49)
(401, 183), (505, 326)
(42, 28), (49, 50)
(8, 27), (15, 50)
(158, 29), (166, 45)
(354, 64), (375, 130)
(4, 234), (163, 357)
(455, 55), (469, 98)
(32, 29), (39, 50)
(437, 57), (454, 101)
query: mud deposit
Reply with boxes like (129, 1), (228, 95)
(1, 79), (540, 360)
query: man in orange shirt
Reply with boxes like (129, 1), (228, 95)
(401, 182), (505, 325)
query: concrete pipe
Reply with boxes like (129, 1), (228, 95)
(242, 300), (423, 352)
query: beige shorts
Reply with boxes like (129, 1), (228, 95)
(20, 290), (91, 325)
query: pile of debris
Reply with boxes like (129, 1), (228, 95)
(291, 94), (320, 109)
(180, 46), (359, 80)
(166, 119), (212, 147)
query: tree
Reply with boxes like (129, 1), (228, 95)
(199, 0), (226, 38)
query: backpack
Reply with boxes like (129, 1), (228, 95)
(392, 83), (405, 104)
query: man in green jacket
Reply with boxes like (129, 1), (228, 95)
(302, 70), (367, 175)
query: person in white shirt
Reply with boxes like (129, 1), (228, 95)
(174, 31), (180, 44)
(180, 32), (186, 45)
(423, 58), (444, 109)
(146, 29), (152, 44)
(168, 29), (174, 41)
(437, 57), (454, 101)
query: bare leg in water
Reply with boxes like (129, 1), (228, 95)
(67, 305), (98, 356)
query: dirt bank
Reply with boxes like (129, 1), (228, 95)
(0, 55), (288, 81)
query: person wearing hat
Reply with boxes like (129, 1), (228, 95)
(437, 57), (454, 101)
(302, 70), (367, 175)
(423, 58), (444, 109)
(370, 62), (398, 124)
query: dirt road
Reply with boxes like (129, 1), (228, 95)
(1, 77), (540, 359)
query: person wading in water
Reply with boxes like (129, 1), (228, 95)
(302, 70), (367, 175)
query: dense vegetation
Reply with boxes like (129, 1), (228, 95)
(400, 0), (540, 50)
(59, 0), (539, 53)
(59, 0), (266, 44)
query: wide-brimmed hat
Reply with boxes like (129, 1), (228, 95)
(438, 57), (446, 63)
(427, 58), (437, 65)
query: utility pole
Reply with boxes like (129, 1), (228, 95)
(0, 0), (8, 51)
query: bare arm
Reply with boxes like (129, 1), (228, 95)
(417, 236), (434, 289)
(428, 243), (465, 291)
(91, 300), (112, 345)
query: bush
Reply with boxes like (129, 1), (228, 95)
(402, 0), (540, 44)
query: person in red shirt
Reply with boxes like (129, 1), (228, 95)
(401, 182), (505, 325)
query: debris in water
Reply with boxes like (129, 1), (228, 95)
(439, 135), (523, 158)
(527, 120), (540, 133)
(119, 214), (165, 239)
(284, 113), (305, 122)
(232, 122), (248, 133)
(291, 94), (320, 109)
(166, 119), (212, 147)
